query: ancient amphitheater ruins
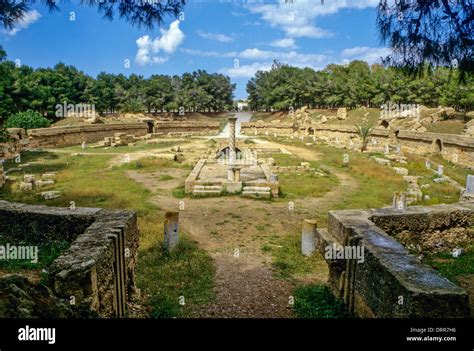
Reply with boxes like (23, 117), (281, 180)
(0, 107), (473, 319)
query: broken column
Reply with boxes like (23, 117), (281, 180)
(460, 175), (474, 202)
(227, 116), (238, 181)
(0, 160), (4, 188)
(393, 192), (407, 210)
(163, 211), (179, 251)
(228, 116), (237, 164)
(301, 219), (317, 256)
(438, 165), (444, 177)
(233, 166), (241, 182)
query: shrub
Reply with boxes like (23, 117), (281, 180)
(293, 284), (352, 318)
(4, 110), (51, 131)
(0, 127), (11, 142)
(354, 124), (374, 152)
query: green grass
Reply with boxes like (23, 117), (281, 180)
(425, 120), (466, 135)
(263, 137), (406, 225)
(172, 185), (186, 198)
(293, 284), (352, 318)
(390, 153), (465, 205)
(430, 154), (471, 187)
(327, 108), (380, 127)
(136, 238), (215, 318)
(0, 237), (70, 272)
(159, 174), (174, 181)
(268, 234), (328, 280)
(423, 244), (474, 283)
(0, 149), (216, 318)
(58, 140), (186, 154)
(270, 153), (303, 167)
(278, 171), (339, 200)
(270, 153), (340, 200)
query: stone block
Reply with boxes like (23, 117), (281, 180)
(301, 219), (317, 256)
(163, 212), (179, 251)
(19, 182), (33, 191)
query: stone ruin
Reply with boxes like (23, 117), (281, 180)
(309, 202), (473, 318)
(185, 117), (280, 198)
(96, 133), (137, 148)
(0, 200), (139, 318)
(0, 128), (28, 160)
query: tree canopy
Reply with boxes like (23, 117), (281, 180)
(377, 0), (473, 77)
(0, 46), (235, 123)
(246, 60), (473, 112)
(0, 0), (186, 30)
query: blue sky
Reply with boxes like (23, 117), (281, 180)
(0, 0), (390, 99)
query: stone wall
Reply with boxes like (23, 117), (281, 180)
(0, 161), (4, 189)
(241, 122), (474, 168)
(0, 128), (28, 160)
(154, 121), (220, 136)
(314, 202), (473, 318)
(0, 200), (139, 318)
(28, 123), (148, 148)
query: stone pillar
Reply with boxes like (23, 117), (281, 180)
(466, 175), (474, 194)
(163, 212), (179, 251)
(460, 174), (474, 202)
(227, 168), (234, 181)
(0, 160), (4, 189)
(301, 219), (317, 256)
(228, 117), (237, 164)
(234, 167), (241, 182)
(392, 192), (406, 210)
(438, 165), (444, 177)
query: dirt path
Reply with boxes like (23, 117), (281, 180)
(127, 136), (359, 318)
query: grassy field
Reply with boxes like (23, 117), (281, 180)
(391, 153), (464, 206)
(270, 153), (340, 200)
(424, 120), (466, 135)
(292, 284), (352, 318)
(0, 148), (215, 318)
(423, 243), (474, 283)
(56, 139), (187, 154)
(264, 137), (406, 225)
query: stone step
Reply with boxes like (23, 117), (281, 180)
(243, 186), (271, 192)
(194, 185), (222, 191)
(193, 189), (222, 196)
(242, 191), (271, 199)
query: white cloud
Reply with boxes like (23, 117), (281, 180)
(180, 48), (237, 58)
(341, 46), (391, 64)
(270, 38), (297, 49)
(220, 62), (273, 78)
(197, 30), (234, 43)
(248, 0), (378, 38)
(239, 48), (327, 64)
(135, 20), (185, 65)
(183, 46), (328, 77)
(5, 10), (41, 36)
(182, 47), (326, 64)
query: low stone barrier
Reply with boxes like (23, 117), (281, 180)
(313, 202), (473, 318)
(0, 128), (28, 160)
(154, 121), (220, 135)
(28, 123), (148, 148)
(0, 200), (139, 318)
(241, 122), (474, 168)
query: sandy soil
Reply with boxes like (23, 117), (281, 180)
(127, 136), (359, 318)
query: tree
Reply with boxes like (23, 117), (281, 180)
(355, 124), (374, 152)
(377, 0), (473, 78)
(5, 110), (51, 130)
(1, 0), (185, 30)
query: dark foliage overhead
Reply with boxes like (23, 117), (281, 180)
(0, 0), (185, 30)
(377, 0), (473, 77)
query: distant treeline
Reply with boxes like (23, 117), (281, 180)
(246, 61), (473, 112)
(0, 46), (235, 123)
